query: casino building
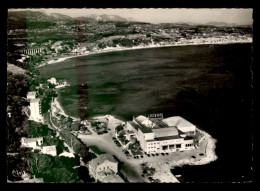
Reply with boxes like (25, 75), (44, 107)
(126, 114), (197, 154)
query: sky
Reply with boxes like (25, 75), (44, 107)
(9, 8), (253, 25)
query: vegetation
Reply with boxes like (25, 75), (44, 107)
(117, 131), (129, 145)
(24, 120), (55, 138)
(39, 88), (57, 114)
(128, 140), (143, 156)
(140, 162), (156, 177)
(115, 124), (124, 133)
(59, 129), (91, 163)
(31, 152), (80, 183)
(90, 120), (108, 135)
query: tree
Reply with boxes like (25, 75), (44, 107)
(46, 167), (75, 183)
(115, 125), (124, 133)
(31, 153), (53, 175)
(27, 120), (54, 138)
(40, 88), (57, 114)
(79, 143), (91, 163)
(78, 166), (93, 183)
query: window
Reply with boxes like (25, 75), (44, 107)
(176, 144), (181, 148)
(162, 146), (168, 150)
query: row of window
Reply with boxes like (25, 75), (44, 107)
(185, 144), (193, 147)
(148, 146), (158, 149)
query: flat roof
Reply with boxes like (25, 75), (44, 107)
(162, 116), (195, 128)
(22, 137), (43, 143)
(27, 91), (36, 96)
(30, 98), (41, 103)
(152, 127), (179, 138)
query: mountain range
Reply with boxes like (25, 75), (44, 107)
(8, 10), (136, 23)
(8, 10), (247, 28)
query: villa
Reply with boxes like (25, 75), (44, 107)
(88, 154), (124, 182)
(42, 145), (57, 156)
(21, 137), (43, 149)
(126, 115), (197, 154)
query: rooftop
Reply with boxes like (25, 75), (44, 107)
(135, 115), (148, 123)
(59, 151), (75, 158)
(42, 145), (56, 152)
(133, 117), (153, 133)
(102, 174), (124, 183)
(89, 154), (118, 169)
(22, 137), (43, 143)
(152, 127), (179, 138)
(30, 98), (41, 103)
(27, 91), (36, 96)
(162, 116), (195, 128)
(128, 121), (140, 131)
(27, 91), (36, 99)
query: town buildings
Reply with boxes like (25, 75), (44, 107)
(21, 137), (57, 156)
(126, 115), (197, 154)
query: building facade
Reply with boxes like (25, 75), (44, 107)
(126, 115), (197, 154)
(27, 92), (44, 123)
(88, 154), (120, 182)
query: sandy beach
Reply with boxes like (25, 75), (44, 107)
(37, 38), (252, 68)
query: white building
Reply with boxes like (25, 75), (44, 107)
(27, 91), (37, 100)
(47, 78), (57, 85)
(42, 145), (57, 156)
(88, 154), (123, 182)
(126, 115), (197, 154)
(59, 151), (75, 158)
(21, 137), (43, 149)
(27, 92), (44, 123)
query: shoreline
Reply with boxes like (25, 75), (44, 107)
(169, 131), (218, 168)
(37, 39), (252, 68)
(51, 97), (79, 121)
